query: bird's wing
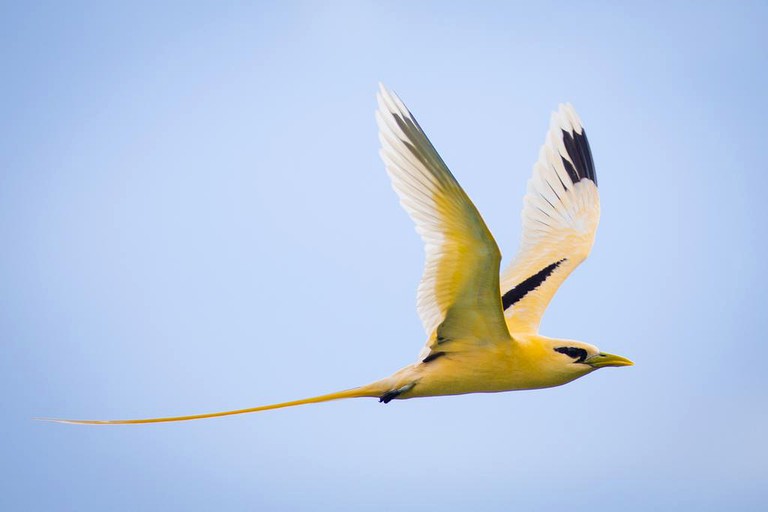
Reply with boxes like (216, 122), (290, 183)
(500, 104), (600, 334)
(376, 84), (510, 359)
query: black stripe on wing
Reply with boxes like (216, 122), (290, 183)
(561, 129), (597, 186)
(502, 259), (566, 311)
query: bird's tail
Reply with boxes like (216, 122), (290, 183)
(37, 384), (382, 425)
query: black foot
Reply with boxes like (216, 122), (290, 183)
(379, 390), (401, 404)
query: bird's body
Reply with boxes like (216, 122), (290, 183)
(372, 334), (597, 400)
(46, 85), (632, 426)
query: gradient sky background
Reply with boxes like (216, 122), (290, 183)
(2, 1), (767, 510)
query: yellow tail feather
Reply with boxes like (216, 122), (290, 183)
(37, 385), (380, 425)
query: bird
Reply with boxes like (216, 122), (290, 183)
(44, 84), (632, 425)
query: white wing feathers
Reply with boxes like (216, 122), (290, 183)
(500, 104), (600, 334)
(376, 88), (599, 352)
(376, 85), (510, 356)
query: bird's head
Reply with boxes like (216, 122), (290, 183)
(537, 338), (634, 382)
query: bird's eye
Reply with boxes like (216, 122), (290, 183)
(554, 346), (588, 363)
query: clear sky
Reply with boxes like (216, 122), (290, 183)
(2, 1), (767, 510)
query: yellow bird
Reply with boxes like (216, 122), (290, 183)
(46, 85), (632, 425)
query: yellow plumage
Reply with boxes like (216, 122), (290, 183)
(42, 85), (632, 425)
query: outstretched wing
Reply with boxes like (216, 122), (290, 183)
(500, 104), (600, 334)
(376, 84), (510, 359)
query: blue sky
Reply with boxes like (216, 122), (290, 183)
(2, 1), (767, 510)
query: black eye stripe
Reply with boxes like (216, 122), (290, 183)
(554, 346), (588, 363)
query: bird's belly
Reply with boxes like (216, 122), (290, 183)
(404, 352), (581, 398)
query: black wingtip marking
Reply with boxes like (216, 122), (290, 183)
(502, 259), (566, 311)
(561, 128), (597, 187)
(422, 351), (446, 364)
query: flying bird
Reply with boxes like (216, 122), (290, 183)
(46, 84), (632, 425)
